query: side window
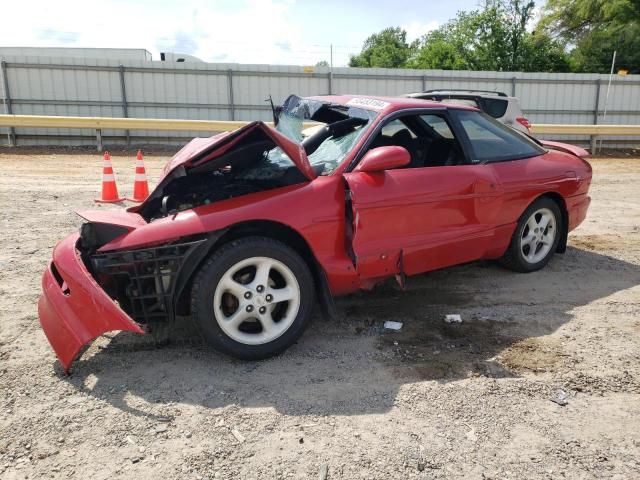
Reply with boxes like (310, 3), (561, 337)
(369, 118), (420, 167)
(420, 114), (454, 139)
(379, 119), (417, 139)
(417, 114), (467, 167)
(366, 113), (468, 169)
(454, 110), (543, 163)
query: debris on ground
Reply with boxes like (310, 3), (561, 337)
(444, 314), (463, 324)
(231, 428), (246, 444)
(319, 463), (329, 480)
(154, 424), (168, 434)
(383, 321), (403, 331)
(550, 389), (569, 406)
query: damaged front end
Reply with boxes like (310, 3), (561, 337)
(41, 188), (249, 371)
(38, 120), (316, 371)
(38, 219), (221, 373)
(82, 231), (214, 329)
(38, 233), (145, 373)
(88, 241), (203, 325)
(38, 95), (378, 371)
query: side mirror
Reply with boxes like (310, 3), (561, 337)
(355, 146), (411, 173)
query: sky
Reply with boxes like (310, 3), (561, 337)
(1, 0), (485, 66)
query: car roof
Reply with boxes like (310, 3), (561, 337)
(306, 94), (478, 115)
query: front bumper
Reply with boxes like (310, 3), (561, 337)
(38, 233), (145, 372)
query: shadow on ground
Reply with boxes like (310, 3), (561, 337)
(62, 245), (640, 417)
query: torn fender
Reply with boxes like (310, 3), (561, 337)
(38, 233), (144, 373)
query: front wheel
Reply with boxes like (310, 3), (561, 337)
(190, 237), (315, 360)
(500, 197), (562, 273)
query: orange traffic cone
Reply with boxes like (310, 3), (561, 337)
(95, 151), (124, 203)
(127, 150), (150, 202)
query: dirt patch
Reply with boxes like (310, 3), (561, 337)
(1, 152), (640, 479)
(497, 337), (565, 373)
(569, 234), (628, 251)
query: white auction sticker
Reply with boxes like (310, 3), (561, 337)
(346, 97), (390, 110)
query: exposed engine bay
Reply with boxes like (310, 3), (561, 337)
(138, 128), (312, 222)
(137, 95), (375, 222)
(140, 166), (309, 222)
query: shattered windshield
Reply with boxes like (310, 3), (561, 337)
(273, 95), (377, 175)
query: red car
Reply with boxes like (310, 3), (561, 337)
(38, 94), (592, 372)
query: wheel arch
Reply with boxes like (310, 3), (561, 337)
(175, 220), (335, 319)
(535, 192), (568, 254)
(216, 220), (316, 260)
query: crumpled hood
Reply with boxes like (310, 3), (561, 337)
(158, 121), (316, 182)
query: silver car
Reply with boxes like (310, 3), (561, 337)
(403, 89), (531, 134)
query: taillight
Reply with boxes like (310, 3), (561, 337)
(516, 117), (531, 130)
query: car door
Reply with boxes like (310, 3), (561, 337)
(343, 111), (504, 281)
(450, 109), (551, 228)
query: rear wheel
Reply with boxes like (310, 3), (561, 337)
(500, 197), (562, 273)
(191, 237), (315, 359)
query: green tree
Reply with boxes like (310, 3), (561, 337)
(407, 29), (470, 70)
(540, 0), (640, 72)
(349, 27), (413, 68)
(407, 12), (479, 70)
(409, 0), (569, 72)
(519, 31), (572, 72)
(315, 60), (329, 67)
(540, 0), (640, 38)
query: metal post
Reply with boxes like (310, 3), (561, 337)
(511, 77), (517, 96)
(422, 74), (427, 91)
(1, 60), (16, 146)
(598, 50), (617, 153)
(329, 44), (333, 95)
(118, 65), (130, 146)
(591, 79), (601, 154)
(227, 69), (235, 121)
(96, 129), (103, 152)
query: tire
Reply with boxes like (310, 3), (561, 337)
(190, 236), (315, 360)
(500, 197), (563, 273)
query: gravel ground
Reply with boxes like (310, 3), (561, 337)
(0, 148), (639, 479)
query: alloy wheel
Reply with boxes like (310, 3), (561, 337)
(213, 256), (301, 345)
(520, 207), (556, 264)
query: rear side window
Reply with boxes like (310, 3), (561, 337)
(453, 110), (543, 163)
(380, 118), (417, 138)
(477, 98), (508, 118)
(420, 114), (454, 139)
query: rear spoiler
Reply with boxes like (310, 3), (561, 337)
(540, 140), (590, 159)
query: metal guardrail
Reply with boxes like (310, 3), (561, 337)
(0, 114), (253, 132)
(1, 114), (639, 150)
(531, 124), (640, 135)
(0, 114), (284, 150)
